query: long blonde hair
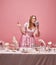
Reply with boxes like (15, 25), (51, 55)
(28, 15), (37, 29)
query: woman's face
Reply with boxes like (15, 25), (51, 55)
(31, 18), (36, 24)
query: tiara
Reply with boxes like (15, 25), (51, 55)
(32, 16), (36, 18)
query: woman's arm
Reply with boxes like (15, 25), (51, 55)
(34, 25), (40, 37)
(17, 23), (26, 35)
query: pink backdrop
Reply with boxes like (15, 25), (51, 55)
(0, 0), (56, 44)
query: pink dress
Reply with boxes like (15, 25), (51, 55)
(20, 22), (37, 47)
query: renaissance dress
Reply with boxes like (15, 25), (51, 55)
(20, 22), (38, 47)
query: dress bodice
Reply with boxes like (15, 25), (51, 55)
(24, 22), (36, 36)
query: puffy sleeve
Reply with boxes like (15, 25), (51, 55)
(22, 22), (28, 33)
(24, 22), (28, 28)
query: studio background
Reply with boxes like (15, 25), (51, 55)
(0, 0), (56, 44)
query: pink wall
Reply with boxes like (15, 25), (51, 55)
(0, 0), (56, 43)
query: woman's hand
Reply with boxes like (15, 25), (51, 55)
(17, 22), (21, 27)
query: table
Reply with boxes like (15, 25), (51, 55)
(0, 52), (56, 65)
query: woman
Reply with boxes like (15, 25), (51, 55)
(17, 15), (40, 47)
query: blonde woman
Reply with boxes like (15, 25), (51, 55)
(17, 15), (40, 47)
